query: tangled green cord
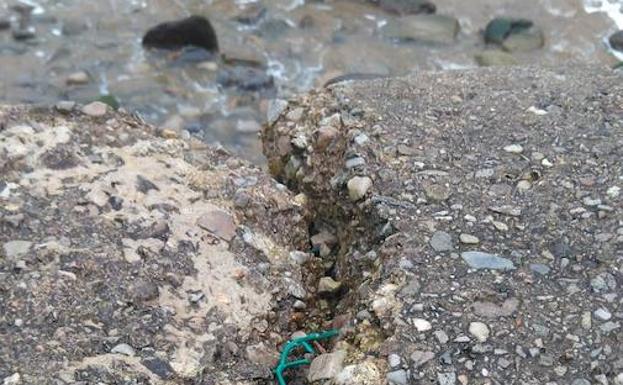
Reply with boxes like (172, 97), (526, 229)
(273, 329), (339, 385)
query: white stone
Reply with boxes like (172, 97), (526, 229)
(413, 318), (432, 332)
(593, 307), (612, 321)
(541, 158), (554, 168)
(503, 144), (523, 154)
(111, 343), (136, 356)
(459, 233), (479, 245)
(347, 176), (373, 201)
(2, 240), (32, 260)
(469, 321), (490, 342)
(388, 353), (401, 368)
(3, 373), (20, 385)
(308, 351), (346, 382)
(607, 186), (620, 199)
(81, 101), (108, 117)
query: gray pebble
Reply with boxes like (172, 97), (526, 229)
(430, 231), (453, 252)
(461, 251), (515, 270)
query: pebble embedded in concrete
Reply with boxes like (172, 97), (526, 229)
(469, 321), (490, 342)
(347, 176), (373, 201)
(81, 101), (109, 117)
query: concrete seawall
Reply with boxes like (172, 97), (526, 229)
(2, 65), (623, 385)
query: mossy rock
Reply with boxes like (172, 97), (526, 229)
(484, 17), (533, 45)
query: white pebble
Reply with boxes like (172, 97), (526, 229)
(413, 318), (432, 332)
(503, 144), (523, 154)
(469, 321), (490, 342)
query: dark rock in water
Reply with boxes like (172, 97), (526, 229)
(217, 66), (274, 91)
(609, 30), (623, 52)
(142, 15), (219, 52)
(61, 20), (88, 36)
(382, 14), (460, 44)
(0, 18), (10, 30)
(376, 0), (436, 15)
(12, 27), (35, 41)
(324, 73), (388, 87)
(484, 18), (533, 45)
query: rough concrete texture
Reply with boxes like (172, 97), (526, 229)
(0, 105), (312, 384)
(264, 66), (623, 384)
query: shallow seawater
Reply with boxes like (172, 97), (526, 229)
(0, 0), (621, 164)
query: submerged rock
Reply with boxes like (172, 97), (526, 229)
(484, 17), (533, 45)
(474, 50), (518, 66)
(382, 14), (459, 43)
(142, 15), (219, 52)
(609, 30), (623, 52)
(374, 0), (436, 15)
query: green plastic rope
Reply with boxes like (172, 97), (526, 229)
(273, 329), (339, 385)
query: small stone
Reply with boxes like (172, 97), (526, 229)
(3, 240), (32, 259)
(489, 205), (522, 217)
(318, 277), (342, 295)
(129, 279), (159, 303)
(141, 357), (174, 380)
(111, 343), (136, 356)
(461, 251), (515, 270)
(581, 311), (592, 330)
(317, 126), (338, 150)
(437, 371), (457, 385)
(411, 350), (435, 368)
(599, 321), (620, 333)
(614, 373), (623, 385)
(236, 119), (261, 134)
(308, 351), (346, 382)
(55, 100), (76, 112)
(541, 158), (553, 168)
(529, 263), (550, 275)
(430, 231), (453, 252)
(347, 176), (373, 201)
(469, 322), (490, 342)
(12, 27), (35, 40)
(286, 107), (304, 122)
(197, 209), (237, 241)
(267, 99), (288, 125)
(160, 128), (178, 139)
(66, 71), (90, 85)
(3, 373), (20, 385)
(289, 250), (310, 265)
(434, 330), (449, 344)
(607, 186), (620, 199)
(609, 30), (623, 52)
(81, 101), (109, 117)
(387, 370), (408, 385)
(459, 233), (479, 245)
(517, 180), (532, 191)
(413, 318), (432, 332)
(594, 307), (612, 321)
(504, 144), (524, 153)
(425, 184), (450, 201)
(388, 354), (401, 368)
